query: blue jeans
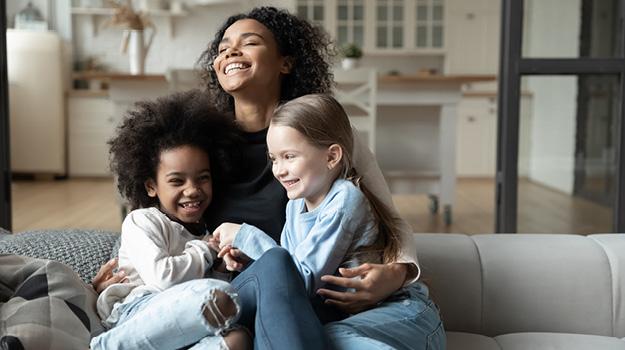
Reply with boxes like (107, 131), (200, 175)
(325, 282), (446, 350)
(90, 278), (239, 350)
(231, 248), (330, 350)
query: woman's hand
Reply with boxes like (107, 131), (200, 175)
(91, 257), (127, 294)
(218, 245), (251, 271)
(316, 262), (408, 314)
(212, 223), (242, 249)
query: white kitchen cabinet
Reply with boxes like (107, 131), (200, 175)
(456, 91), (534, 177)
(296, 0), (445, 53)
(456, 94), (497, 177)
(445, 0), (500, 74)
(68, 94), (116, 177)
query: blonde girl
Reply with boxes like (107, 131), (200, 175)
(213, 94), (445, 349)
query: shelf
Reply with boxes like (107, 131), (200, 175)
(71, 7), (188, 37)
(71, 7), (188, 17)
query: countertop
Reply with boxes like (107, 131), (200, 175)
(72, 71), (495, 83)
(72, 71), (167, 81)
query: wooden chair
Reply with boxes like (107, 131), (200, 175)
(333, 68), (378, 153)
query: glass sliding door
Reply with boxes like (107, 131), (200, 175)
(518, 75), (616, 233)
(496, 0), (625, 233)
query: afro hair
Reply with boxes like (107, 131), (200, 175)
(108, 89), (240, 210)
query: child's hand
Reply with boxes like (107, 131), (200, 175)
(204, 234), (221, 253)
(212, 223), (242, 249)
(91, 257), (128, 293)
(218, 245), (250, 272)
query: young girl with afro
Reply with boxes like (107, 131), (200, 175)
(90, 90), (251, 350)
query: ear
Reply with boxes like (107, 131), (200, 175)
(280, 56), (294, 74)
(144, 179), (158, 198)
(327, 144), (343, 170)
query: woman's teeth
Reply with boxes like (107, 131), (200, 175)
(225, 63), (248, 75)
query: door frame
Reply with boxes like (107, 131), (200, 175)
(496, 0), (625, 232)
(0, 1), (12, 231)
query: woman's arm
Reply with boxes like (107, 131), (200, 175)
(317, 262), (411, 314)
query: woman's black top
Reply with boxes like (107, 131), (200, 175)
(205, 128), (287, 242)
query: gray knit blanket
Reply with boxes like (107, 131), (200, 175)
(0, 229), (119, 283)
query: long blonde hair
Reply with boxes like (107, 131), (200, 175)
(271, 94), (401, 263)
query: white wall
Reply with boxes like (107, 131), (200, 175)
(72, 2), (266, 73)
(523, 0), (581, 194)
(67, 0), (439, 75)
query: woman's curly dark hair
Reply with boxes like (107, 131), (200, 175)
(108, 90), (240, 210)
(197, 6), (336, 113)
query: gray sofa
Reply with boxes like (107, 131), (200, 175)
(2, 229), (624, 349)
(414, 233), (625, 350)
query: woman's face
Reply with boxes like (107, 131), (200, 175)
(212, 19), (291, 96)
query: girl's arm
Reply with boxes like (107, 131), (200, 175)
(315, 130), (420, 313)
(122, 209), (214, 290)
(232, 192), (362, 296)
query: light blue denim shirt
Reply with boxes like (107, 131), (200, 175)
(234, 179), (382, 296)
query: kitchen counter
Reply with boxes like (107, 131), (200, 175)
(72, 71), (495, 85)
(72, 71), (167, 82)
(378, 74), (495, 84)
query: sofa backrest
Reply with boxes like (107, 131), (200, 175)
(413, 233), (625, 338)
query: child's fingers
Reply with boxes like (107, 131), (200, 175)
(217, 245), (232, 258)
(205, 238), (220, 252)
(223, 253), (242, 271)
(92, 257), (118, 284)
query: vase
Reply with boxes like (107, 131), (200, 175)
(128, 30), (146, 75)
(341, 58), (359, 70)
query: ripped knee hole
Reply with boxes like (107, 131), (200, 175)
(203, 290), (237, 328)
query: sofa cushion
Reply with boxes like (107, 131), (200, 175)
(0, 227), (10, 238)
(494, 332), (625, 350)
(474, 234), (613, 337)
(0, 229), (119, 283)
(447, 331), (501, 350)
(412, 234), (483, 332)
(0, 255), (104, 349)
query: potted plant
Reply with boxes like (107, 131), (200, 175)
(340, 42), (363, 70)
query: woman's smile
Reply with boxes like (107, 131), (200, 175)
(224, 62), (251, 75)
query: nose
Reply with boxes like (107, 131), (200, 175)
(273, 161), (287, 177)
(224, 46), (242, 59)
(214, 46), (242, 64)
(183, 183), (201, 197)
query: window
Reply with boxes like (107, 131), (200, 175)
(336, 0), (365, 48)
(376, 0), (404, 48)
(416, 0), (444, 48)
(297, 0), (325, 27)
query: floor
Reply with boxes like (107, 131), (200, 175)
(9, 177), (612, 234)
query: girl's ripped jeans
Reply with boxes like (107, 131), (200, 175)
(90, 278), (240, 350)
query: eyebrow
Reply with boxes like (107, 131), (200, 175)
(220, 32), (265, 44)
(164, 169), (211, 177)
